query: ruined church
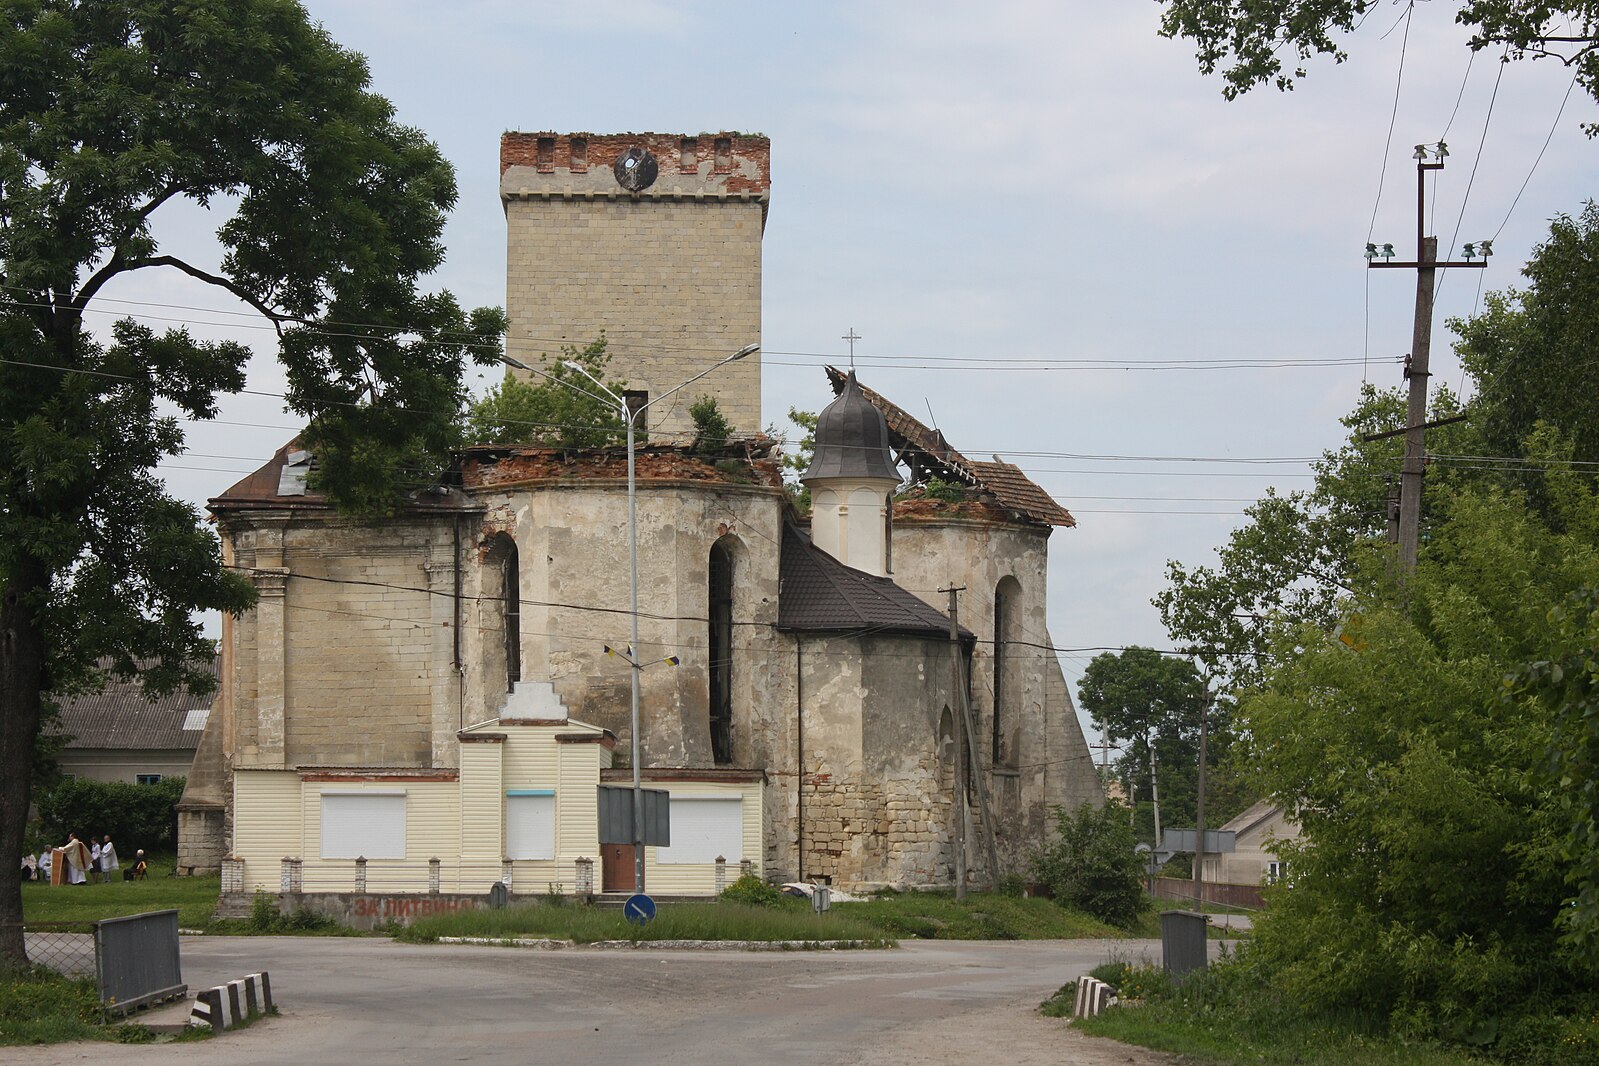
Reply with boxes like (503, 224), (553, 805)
(179, 132), (1100, 900)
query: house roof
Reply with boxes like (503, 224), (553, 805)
(823, 366), (1074, 527)
(1219, 798), (1285, 839)
(777, 523), (970, 640)
(210, 438), (478, 513)
(48, 659), (217, 752)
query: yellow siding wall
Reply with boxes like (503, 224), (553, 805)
(233, 770), (301, 891)
(458, 742), (504, 891)
(642, 779), (764, 895)
(231, 722), (757, 897)
(296, 781), (460, 894)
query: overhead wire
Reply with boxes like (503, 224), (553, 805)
(1365, 0), (1416, 383)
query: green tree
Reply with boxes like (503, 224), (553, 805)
(0, 0), (502, 968)
(463, 337), (625, 450)
(1156, 383), (1480, 690)
(689, 394), (735, 456)
(1077, 647), (1211, 841)
(1237, 477), (1599, 1039)
(1030, 802), (1149, 927)
(1456, 202), (1599, 467)
(1158, 1), (1599, 131)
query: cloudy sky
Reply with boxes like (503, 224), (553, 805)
(113, 1), (1596, 740)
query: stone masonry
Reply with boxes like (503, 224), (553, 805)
(500, 132), (769, 440)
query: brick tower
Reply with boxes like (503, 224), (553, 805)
(499, 132), (770, 439)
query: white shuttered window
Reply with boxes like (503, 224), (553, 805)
(505, 792), (555, 860)
(658, 797), (742, 864)
(321, 792), (405, 859)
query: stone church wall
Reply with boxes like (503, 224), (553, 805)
(501, 132), (769, 440)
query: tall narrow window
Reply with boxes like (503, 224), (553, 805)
(501, 536), (521, 691)
(993, 576), (1022, 765)
(708, 542), (734, 764)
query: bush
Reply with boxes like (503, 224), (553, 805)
(1029, 801), (1148, 928)
(720, 874), (782, 908)
(247, 892), (339, 934)
(34, 776), (185, 853)
(691, 395), (735, 456)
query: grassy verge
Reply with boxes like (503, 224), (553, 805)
(22, 858), (220, 929)
(1039, 955), (1520, 1066)
(0, 968), (104, 1046)
(835, 891), (1138, 940)
(397, 900), (893, 946)
(1063, 998), (1484, 1064)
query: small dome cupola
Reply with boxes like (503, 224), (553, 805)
(801, 371), (900, 576)
(802, 371), (899, 484)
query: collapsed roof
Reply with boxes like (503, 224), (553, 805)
(824, 366), (1075, 528)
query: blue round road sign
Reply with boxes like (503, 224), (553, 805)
(624, 893), (656, 925)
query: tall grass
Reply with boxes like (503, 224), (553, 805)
(835, 892), (1134, 940)
(0, 968), (104, 1046)
(397, 901), (891, 945)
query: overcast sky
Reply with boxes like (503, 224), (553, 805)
(111, 1), (1596, 743)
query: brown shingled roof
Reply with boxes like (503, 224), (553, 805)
(967, 459), (1076, 527)
(823, 366), (1075, 528)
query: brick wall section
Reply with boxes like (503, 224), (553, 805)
(501, 132), (768, 440)
(500, 132), (770, 194)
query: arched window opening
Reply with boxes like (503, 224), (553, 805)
(993, 576), (1023, 765)
(491, 533), (521, 692)
(708, 542), (735, 764)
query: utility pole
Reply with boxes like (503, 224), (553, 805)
(944, 585), (968, 900)
(1191, 685), (1211, 909)
(1368, 145), (1488, 574)
(1149, 740), (1161, 851)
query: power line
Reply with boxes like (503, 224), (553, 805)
(1493, 70), (1580, 242)
(1436, 44), (1508, 307)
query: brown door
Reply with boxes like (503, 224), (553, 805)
(601, 844), (636, 892)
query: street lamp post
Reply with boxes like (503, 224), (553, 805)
(561, 343), (758, 894)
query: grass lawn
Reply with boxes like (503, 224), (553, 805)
(1054, 995), (1487, 1066)
(835, 891), (1137, 940)
(397, 899), (893, 945)
(22, 857), (220, 930)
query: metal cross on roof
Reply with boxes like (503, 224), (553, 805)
(842, 327), (861, 369)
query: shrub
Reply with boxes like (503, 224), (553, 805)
(34, 776), (185, 853)
(1029, 801), (1148, 928)
(996, 873), (1027, 898)
(247, 892), (339, 934)
(690, 395), (735, 456)
(720, 874), (782, 908)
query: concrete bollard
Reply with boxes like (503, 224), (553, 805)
(354, 856), (367, 894)
(429, 857), (441, 895)
(221, 856), (244, 894)
(1073, 975), (1118, 1018)
(574, 857), (594, 897)
(715, 856), (727, 894)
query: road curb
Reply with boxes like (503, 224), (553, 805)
(433, 936), (891, 951)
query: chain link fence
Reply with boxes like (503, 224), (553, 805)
(7, 922), (97, 978)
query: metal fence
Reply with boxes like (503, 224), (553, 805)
(95, 910), (184, 1014)
(13, 922), (97, 978)
(10, 911), (184, 1015)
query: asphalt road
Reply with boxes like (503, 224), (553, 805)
(14, 935), (1184, 1066)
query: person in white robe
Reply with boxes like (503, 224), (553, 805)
(63, 834), (90, 885)
(100, 836), (118, 882)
